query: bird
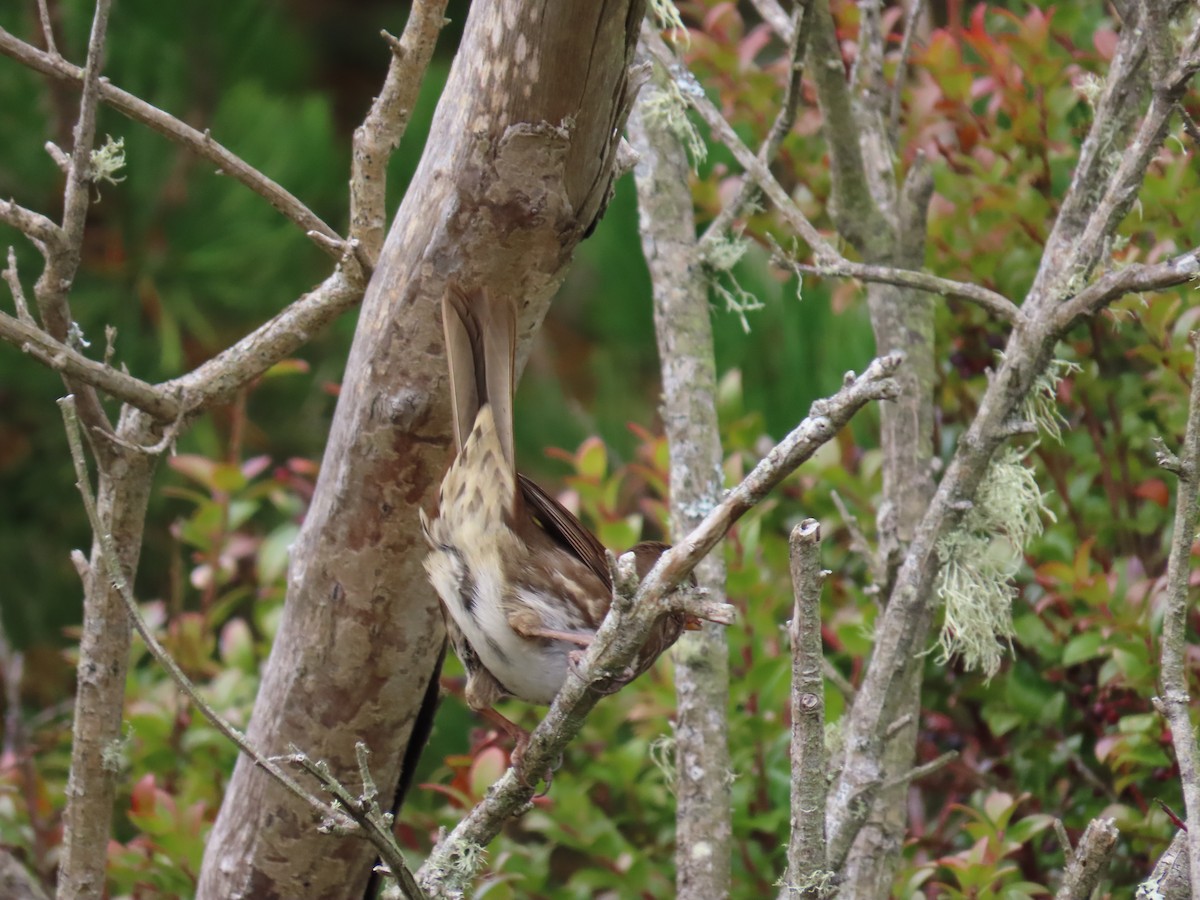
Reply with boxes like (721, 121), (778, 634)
(420, 285), (688, 773)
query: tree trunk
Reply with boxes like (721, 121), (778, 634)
(197, 2), (647, 897)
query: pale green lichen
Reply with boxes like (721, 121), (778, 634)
(89, 134), (126, 197)
(649, 733), (678, 795)
(703, 233), (764, 333)
(649, 0), (689, 46)
(777, 869), (839, 897)
(101, 726), (132, 773)
(1074, 73), (1104, 110)
(423, 841), (487, 896)
(1019, 357), (1080, 443)
(936, 445), (1055, 677)
(641, 78), (706, 169)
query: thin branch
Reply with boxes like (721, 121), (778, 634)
(643, 29), (839, 263)
(632, 64), (733, 895)
(1054, 248), (1200, 328)
(0, 26), (344, 256)
(747, 0), (795, 44)
(1140, 829), (1190, 900)
(781, 252), (1023, 325)
(1026, 12), (1148, 302)
(35, 0), (57, 57)
(700, 0), (810, 247)
(888, 0), (926, 136)
(0, 309), (179, 419)
(821, 658), (856, 702)
(58, 0), (110, 256)
(880, 749), (955, 792)
(0, 848), (49, 900)
(1053, 817), (1119, 900)
(417, 354), (902, 894)
(2, 247), (35, 324)
(0, 198), (61, 250)
(166, 259), (364, 409)
(782, 519), (831, 899)
(350, 0), (449, 263)
(805, 0), (892, 252)
(289, 744), (426, 900)
(57, 396), (353, 835)
(1154, 333), (1200, 898)
(24, 0), (117, 454)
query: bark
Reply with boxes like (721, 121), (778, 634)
(806, 2), (937, 891)
(57, 412), (157, 900)
(0, 848), (49, 900)
(630, 68), (733, 898)
(197, 2), (646, 897)
(1155, 335), (1200, 900)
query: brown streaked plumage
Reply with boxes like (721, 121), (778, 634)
(420, 286), (687, 760)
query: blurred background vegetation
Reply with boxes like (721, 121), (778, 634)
(1, 0), (1199, 897)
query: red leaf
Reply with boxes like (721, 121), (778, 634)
(1134, 479), (1170, 508)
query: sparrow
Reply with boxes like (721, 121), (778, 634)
(420, 285), (688, 767)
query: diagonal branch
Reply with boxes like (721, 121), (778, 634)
(350, 0), (450, 263)
(699, 0), (811, 248)
(417, 354), (902, 895)
(0, 25), (344, 256)
(0, 199), (61, 251)
(0, 308), (177, 419)
(643, 29), (838, 262)
(166, 259), (364, 409)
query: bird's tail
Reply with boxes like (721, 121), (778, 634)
(442, 285), (517, 470)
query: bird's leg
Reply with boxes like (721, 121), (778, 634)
(507, 607), (594, 647)
(478, 707), (558, 792)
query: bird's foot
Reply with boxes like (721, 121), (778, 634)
(480, 707), (558, 794)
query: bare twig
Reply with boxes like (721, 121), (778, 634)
(58, 397), (352, 835)
(821, 659), (856, 702)
(35, 0), (58, 56)
(0, 309), (179, 419)
(781, 252), (1023, 325)
(781, 519), (832, 899)
(350, 0), (449, 263)
(44, 141), (70, 173)
(880, 749), (955, 791)
(20, 0), (119, 456)
(166, 261), (364, 410)
(1053, 818), (1073, 857)
(417, 355), (901, 894)
(0, 848), (49, 900)
(805, 0), (892, 252)
(0, 26), (344, 256)
(888, 0), (926, 136)
(289, 744), (427, 900)
(58, 0), (110, 257)
(1055, 248), (1200, 328)
(1054, 817), (1118, 900)
(0, 198), (61, 251)
(747, 0), (796, 44)
(643, 29), (838, 262)
(1154, 333), (1200, 897)
(2, 247), (35, 324)
(700, 0), (810, 247)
